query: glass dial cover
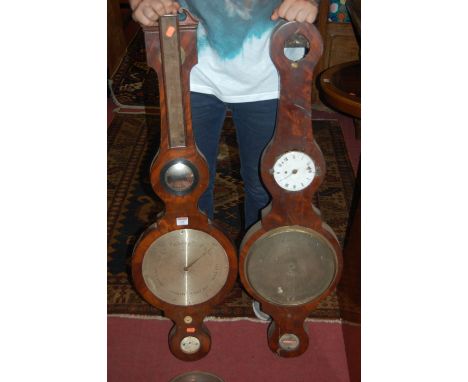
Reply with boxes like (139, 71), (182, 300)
(162, 159), (198, 195)
(273, 151), (315, 191)
(245, 226), (337, 306)
(142, 229), (229, 306)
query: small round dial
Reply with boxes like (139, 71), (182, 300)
(272, 151), (315, 191)
(279, 333), (300, 351)
(180, 336), (201, 354)
(161, 159), (198, 195)
(142, 229), (230, 306)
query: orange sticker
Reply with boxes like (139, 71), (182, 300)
(166, 26), (176, 38)
(186, 327), (196, 333)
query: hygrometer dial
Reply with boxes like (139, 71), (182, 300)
(142, 229), (230, 306)
(279, 333), (300, 351)
(179, 336), (201, 354)
(272, 151), (315, 191)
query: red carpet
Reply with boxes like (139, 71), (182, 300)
(108, 317), (360, 381)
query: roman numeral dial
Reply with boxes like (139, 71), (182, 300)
(272, 151), (316, 191)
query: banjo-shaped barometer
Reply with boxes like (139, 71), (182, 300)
(239, 21), (343, 357)
(132, 10), (237, 361)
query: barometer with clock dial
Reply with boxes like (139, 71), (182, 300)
(239, 20), (343, 358)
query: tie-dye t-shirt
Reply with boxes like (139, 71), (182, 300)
(178, 0), (282, 103)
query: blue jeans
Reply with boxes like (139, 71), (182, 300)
(190, 92), (278, 229)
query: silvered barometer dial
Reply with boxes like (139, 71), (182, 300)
(272, 150), (315, 191)
(142, 229), (229, 306)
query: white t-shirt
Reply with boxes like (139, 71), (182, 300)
(179, 0), (282, 103)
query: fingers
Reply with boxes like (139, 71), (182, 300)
(133, 6), (156, 26)
(271, 0), (318, 24)
(305, 8), (318, 24)
(271, 9), (279, 21)
(132, 0), (180, 26)
(159, 0), (180, 15)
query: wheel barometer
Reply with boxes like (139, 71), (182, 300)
(132, 10), (237, 361)
(239, 21), (343, 357)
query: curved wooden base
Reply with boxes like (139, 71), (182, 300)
(267, 316), (309, 357)
(168, 314), (212, 361)
(239, 220), (342, 358)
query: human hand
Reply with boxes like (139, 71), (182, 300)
(130, 0), (180, 27)
(271, 0), (319, 24)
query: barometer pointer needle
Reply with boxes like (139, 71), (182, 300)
(184, 252), (208, 271)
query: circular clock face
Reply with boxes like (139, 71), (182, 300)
(245, 226), (337, 306)
(272, 151), (315, 191)
(180, 336), (201, 354)
(142, 229), (230, 306)
(161, 159), (198, 195)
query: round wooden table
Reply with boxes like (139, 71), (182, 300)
(320, 60), (360, 120)
(319, 60), (361, 315)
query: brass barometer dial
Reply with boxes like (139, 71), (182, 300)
(245, 226), (337, 306)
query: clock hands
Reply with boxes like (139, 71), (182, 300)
(278, 168), (298, 182)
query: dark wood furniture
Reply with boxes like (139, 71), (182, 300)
(313, 0), (360, 104)
(318, 0), (361, 329)
(320, 60), (360, 136)
(319, 0), (361, 123)
(107, 0), (127, 77)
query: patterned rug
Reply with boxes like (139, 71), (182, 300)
(108, 113), (359, 321)
(109, 30), (159, 112)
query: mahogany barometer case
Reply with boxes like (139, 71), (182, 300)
(131, 10), (238, 361)
(239, 20), (343, 357)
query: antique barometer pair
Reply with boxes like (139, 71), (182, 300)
(132, 10), (342, 360)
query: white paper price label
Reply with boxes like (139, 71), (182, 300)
(176, 217), (189, 226)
